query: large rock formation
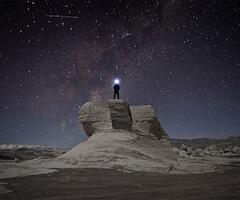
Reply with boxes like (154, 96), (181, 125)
(58, 99), (222, 174)
(57, 99), (179, 173)
(79, 99), (168, 140)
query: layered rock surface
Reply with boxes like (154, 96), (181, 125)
(109, 99), (132, 131)
(79, 101), (112, 137)
(130, 105), (168, 140)
(79, 99), (167, 140)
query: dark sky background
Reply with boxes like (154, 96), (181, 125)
(0, 0), (240, 148)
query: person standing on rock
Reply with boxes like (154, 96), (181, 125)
(113, 79), (120, 99)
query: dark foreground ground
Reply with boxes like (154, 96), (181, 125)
(1, 163), (240, 200)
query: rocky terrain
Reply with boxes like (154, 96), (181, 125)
(0, 99), (240, 199)
(1, 138), (240, 200)
(171, 137), (240, 150)
(0, 144), (66, 162)
(171, 138), (240, 157)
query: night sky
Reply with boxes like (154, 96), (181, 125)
(0, 0), (240, 148)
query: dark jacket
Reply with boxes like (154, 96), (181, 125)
(113, 84), (120, 91)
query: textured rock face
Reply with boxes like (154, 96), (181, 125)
(108, 99), (132, 131)
(79, 101), (112, 137)
(79, 99), (168, 140)
(130, 105), (169, 140)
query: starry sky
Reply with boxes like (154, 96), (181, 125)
(0, 0), (240, 148)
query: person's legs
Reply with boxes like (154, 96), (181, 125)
(117, 91), (119, 99)
(113, 91), (116, 99)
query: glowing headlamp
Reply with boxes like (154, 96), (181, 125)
(114, 79), (120, 84)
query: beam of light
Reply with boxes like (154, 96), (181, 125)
(45, 15), (80, 19)
(114, 79), (120, 84)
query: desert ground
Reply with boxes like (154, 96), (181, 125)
(1, 163), (240, 200)
(1, 138), (240, 200)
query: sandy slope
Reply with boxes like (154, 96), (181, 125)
(59, 130), (176, 172)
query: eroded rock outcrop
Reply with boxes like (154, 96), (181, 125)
(79, 101), (112, 137)
(59, 100), (229, 173)
(57, 99), (180, 173)
(79, 99), (168, 140)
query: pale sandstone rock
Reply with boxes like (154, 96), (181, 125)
(80, 100), (168, 140)
(130, 105), (168, 140)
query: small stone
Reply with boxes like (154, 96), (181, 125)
(232, 146), (240, 153)
(172, 147), (179, 154)
(180, 144), (188, 151)
(206, 145), (218, 151)
(192, 148), (204, 157)
(179, 150), (188, 157)
(224, 146), (233, 153)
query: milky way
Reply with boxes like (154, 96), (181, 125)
(0, 0), (240, 147)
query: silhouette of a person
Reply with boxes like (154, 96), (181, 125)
(113, 83), (120, 99)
